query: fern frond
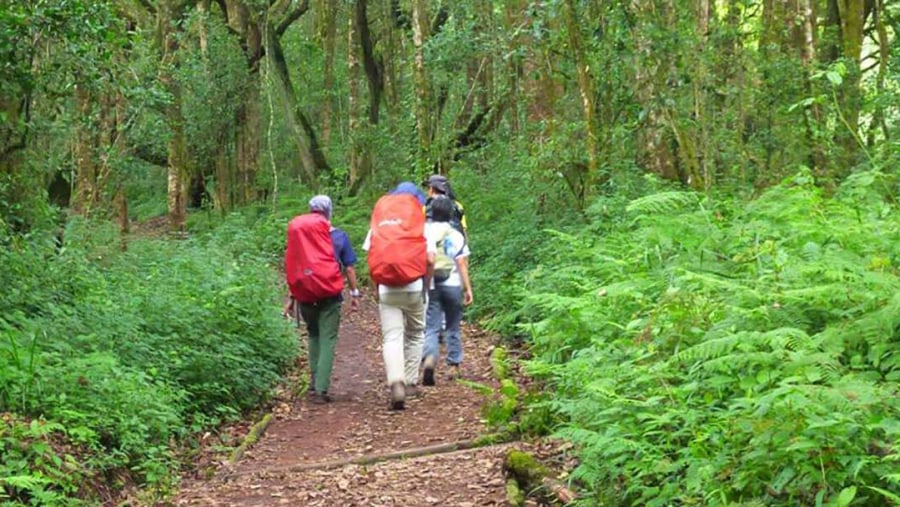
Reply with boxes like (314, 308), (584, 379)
(626, 191), (699, 216)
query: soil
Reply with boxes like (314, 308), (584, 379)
(169, 294), (535, 506)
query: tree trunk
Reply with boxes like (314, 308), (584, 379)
(630, 0), (678, 183)
(214, 144), (232, 211)
(198, 0), (210, 55)
(504, 1), (522, 136)
(477, 0), (493, 118)
(356, 0), (383, 125)
(834, 0), (867, 168)
(158, 0), (189, 232)
(868, 0), (890, 145)
(265, 26), (325, 183)
(348, 6), (369, 190)
(236, 81), (261, 204)
(72, 86), (97, 216)
(798, 0), (828, 176)
(319, 0), (337, 145)
(165, 84), (189, 233)
(693, 0), (712, 189)
(412, 0), (431, 172)
(564, 0), (602, 199)
(382, 0), (401, 117)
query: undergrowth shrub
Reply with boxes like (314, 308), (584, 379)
(0, 218), (297, 504)
(521, 170), (900, 505)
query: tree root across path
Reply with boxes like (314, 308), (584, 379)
(225, 433), (517, 477)
(171, 294), (540, 506)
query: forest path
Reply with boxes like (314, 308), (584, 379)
(171, 294), (528, 506)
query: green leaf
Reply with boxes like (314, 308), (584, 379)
(835, 486), (856, 507)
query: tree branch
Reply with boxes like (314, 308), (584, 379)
(274, 0), (309, 37)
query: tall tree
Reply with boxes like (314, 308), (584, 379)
(157, 0), (191, 232)
(348, 2), (367, 190)
(411, 0), (431, 172)
(832, 0), (868, 169)
(356, 0), (384, 125)
(563, 0), (598, 205)
(263, 0), (331, 183)
(221, 0), (264, 206)
(317, 0), (338, 145)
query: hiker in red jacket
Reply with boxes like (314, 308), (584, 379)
(284, 195), (360, 404)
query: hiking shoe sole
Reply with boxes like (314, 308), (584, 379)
(390, 382), (405, 411)
(422, 356), (436, 386)
(310, 392), (332, 404)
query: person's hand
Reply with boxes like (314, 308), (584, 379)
(350, 294), (360, 311)
(463, 289), (473, 306)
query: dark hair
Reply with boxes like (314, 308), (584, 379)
(430, 195), (454, 222)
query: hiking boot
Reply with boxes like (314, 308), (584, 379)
(447, 364), (461, 380)
(405, 384), (421, 398)
(422, 355), (436, 386)
(310, 392), (332, 404)
(389, 382), (406, 410)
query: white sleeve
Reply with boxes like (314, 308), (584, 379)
(451, 230), (470, 258)
(362, 230), (372, 251)
(424, 223), (439, 254)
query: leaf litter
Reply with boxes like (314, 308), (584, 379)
(171, 295), (537, 506)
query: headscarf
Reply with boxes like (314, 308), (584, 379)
(309, 194), (333, 219)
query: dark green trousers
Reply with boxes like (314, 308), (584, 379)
(299, 298), (342, 395)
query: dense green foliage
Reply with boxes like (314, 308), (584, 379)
(1, 0), (898, 504)
(505, 171), (900, 505)
(0, 222), (296, 503)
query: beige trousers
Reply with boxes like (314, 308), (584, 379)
(378, 290), (425, 386)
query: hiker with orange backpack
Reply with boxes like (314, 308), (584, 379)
(284, 195), (361, 404)
(364, 182), (436, 410)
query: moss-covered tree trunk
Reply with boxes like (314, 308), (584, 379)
(503, 1), (523, 136)
(412, 0), (431, 172)
(236, 81), (261, 204)
(158, 0), (189, 233)
(833, 0), (867, 172)
(348, 4), (367, 191)
(72, 85), (98, 216)
(266, 22), (327, 184)
(318, 0), (337, 146)
(563, 0), (597, 207)
(356, 0), (383, 126)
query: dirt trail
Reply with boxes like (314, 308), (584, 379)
(171, 295), (528, 506)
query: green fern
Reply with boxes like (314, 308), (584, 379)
(626, 191), (700, 216)
(518, 173), (900, 505)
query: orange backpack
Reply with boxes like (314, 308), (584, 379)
(284, 213), (344, 303)
(367, 194), (427, 286)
